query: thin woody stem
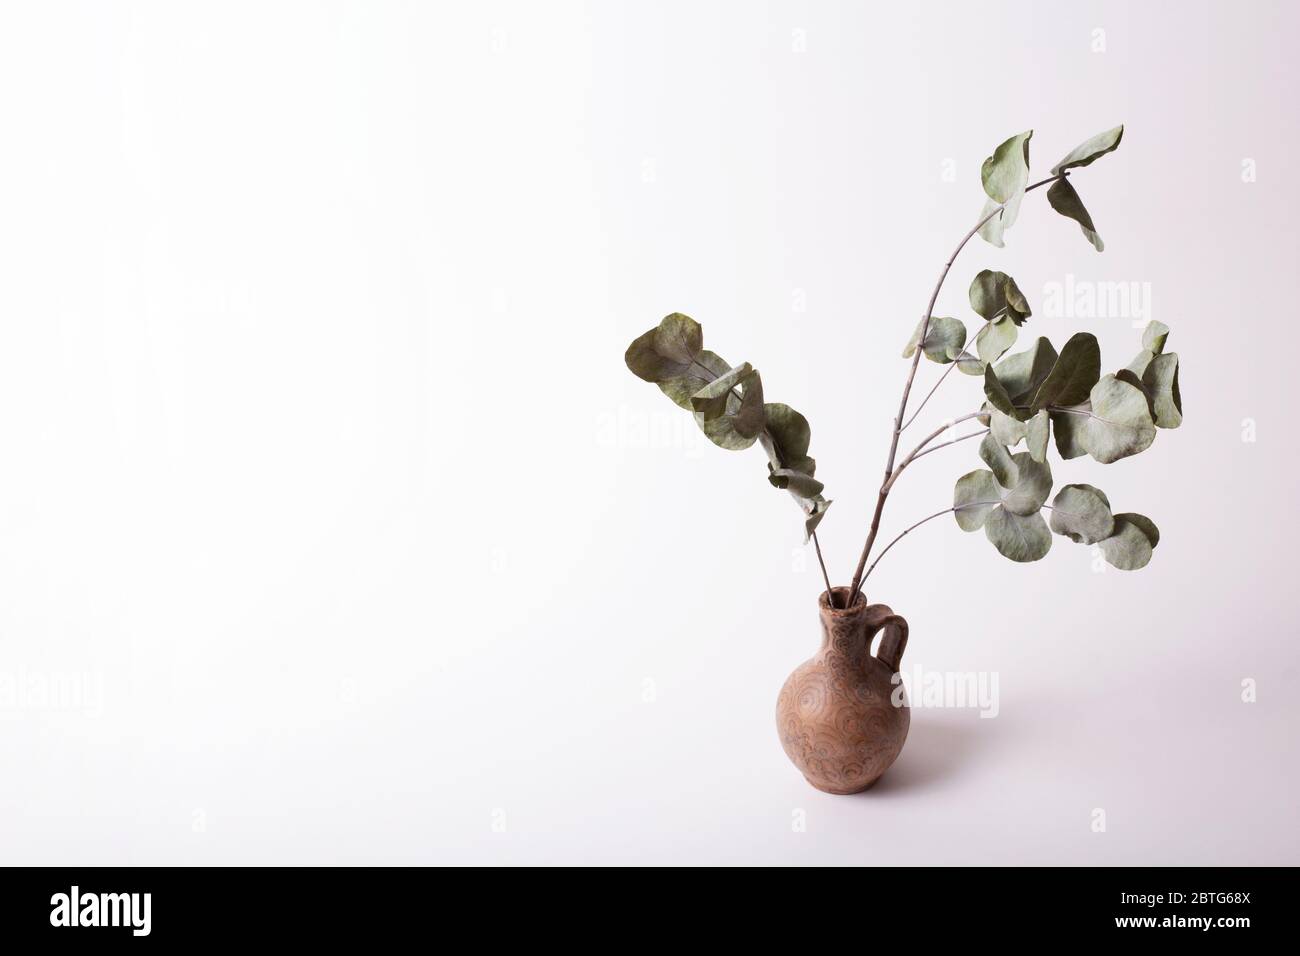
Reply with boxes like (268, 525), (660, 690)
(845, 173), (1064, 600)
(900, 314), (1001, 433)
(900, 355), (965, 434)
(812, 531), (834, 597)
(864, 496), (1010, 581)
(861, 507), (956, 582)
(910, 427), (988, 463)
(883, 412), (986, 494)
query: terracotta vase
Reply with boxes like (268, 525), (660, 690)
(776, 587), (910, 794)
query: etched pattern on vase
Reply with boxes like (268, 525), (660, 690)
(776, 587), (910, 794)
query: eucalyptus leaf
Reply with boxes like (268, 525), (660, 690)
(625, 313), (703, 382)
(1050, 125), (1124, 174)
(1076, 374), (1157, 463)
(998, 452), (1052, 516)
(767, 466), (824, 498)
(995, 337), (1059, 407)
(1117, 512), (1160, 549)
(730, 369), (765, 438)
(987, 403), (1028, 447)
(1141, 352), (1182, 428)
(1030, 332), (1101, 410)
(969, 270), (1032, 325)
(982, 131), (1032, 203)
(979, 433), (1019, 488)
(983, 366), (1018, 419)
(1142, 320), (1170, 355)
(1113, 369), (1155, 420)
(1049, 484), (1115, 544)
(1047, 178), (1104, 252)
(701, 366), (764, 439)
(692, 365), (765, 450)
(1026, 410), (1050, 462)
(691, 362), (752, 420)
(954, 349), (987, 376)
(803, 497), (832, 543)
(904, 316), (968, 364)
(696, 410), (760, 450)
(1125, 348), (1155, 378)
(977, 195), (1022, 248)
(1050, 408), (1088, 459)
(671, 352), (756, 450)
(758, 402), (829, 537)
(953, 469), (1000, 532)
(977, 131), (1032, 247)
(984, 508), (1053, 562)
(761, 403), (813, 469)
(975, 318), (1019, 365)
(658, 349), (727, 409)
(1098, 515), (1155, 570)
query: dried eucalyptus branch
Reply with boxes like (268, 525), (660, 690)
(623, 123), (1182, 615)
(846, 172), (1064, 600)
(883, 412), (987, 494)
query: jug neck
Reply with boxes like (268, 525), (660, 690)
(818, 588), (872, 662)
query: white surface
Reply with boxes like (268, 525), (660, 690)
(0, 0), (1296, 865)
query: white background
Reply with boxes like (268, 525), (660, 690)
(1, 1), (1296, 865)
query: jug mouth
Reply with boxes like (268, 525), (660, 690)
(819, 587), (866, 613)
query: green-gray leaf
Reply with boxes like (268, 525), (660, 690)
(691, 362), (753, 421)
(767, 466), (824, 498)
(982, 131), (1032, 203)
(987, 403), (1028, 447)
(968, 270), (1032, 325)
(657, 349), (727, 409)
(762, 403), (812, 468)
(731, 369), (765, 438)
(954, 349), (987, 376)
(1117, 512), (1160, 549)
(984, 508), (1052, 562)
(977, 195), (1022, 248)
(1098, 515), (1155, 570)
(1049, 484), (1115, 544)
(953, 469), (1001, 532)
(1142, 320), (1170, 355)
(1076, 374), (1157, 463)
(978, 131), (1032, 247)
(1050, 125), (1124, 175)
(625, 313), (703, 382)
(1113, 369), (1155, 420)
(803, 497), (832, 543)
(983, 366), (1018, 419)
(975, 318), (1019, 365)
(903, 316), (968, 364)
(1047, 178), (1104, 252)
(995, 337), (1059, 406)
(691, 363), (765, 450)
(1125, 348), (1155, 378)
(1030, 332), (1101, 410)
(998, 452), (1052, 516)
(979, 433), (1018, 488)
(696, 411), (760, 450)
(1050, 408), (1088, 459)
(1141, 352), (1182, 429)
(1026, 410), (1050, 463)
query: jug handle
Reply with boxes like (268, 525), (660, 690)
(872, 612), (908, 673)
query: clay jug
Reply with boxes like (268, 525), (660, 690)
(776, 587), (909, 793)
